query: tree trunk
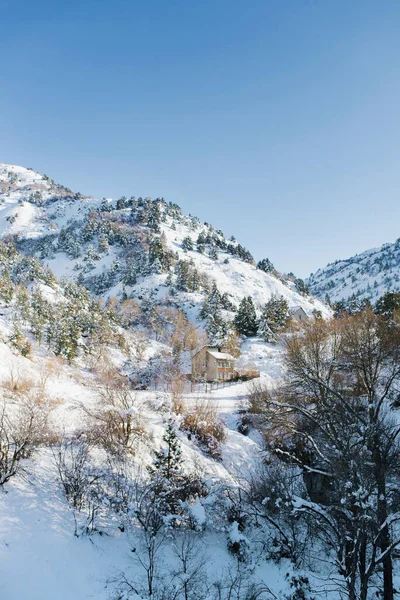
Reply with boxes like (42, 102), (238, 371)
(375, 444), (393, 600)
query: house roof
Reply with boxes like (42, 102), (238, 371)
(290, 306), (307, 313)
(207, 350), (235, 360)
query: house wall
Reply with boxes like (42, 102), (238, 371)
(192, 347), (207, 380)
(192, 348), (236, 382)
(206, 354), (218, 381)
(292, 308), (307, 321)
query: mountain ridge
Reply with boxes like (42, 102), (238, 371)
(0, 162), (329, 328)
(307, 236), (400, 305)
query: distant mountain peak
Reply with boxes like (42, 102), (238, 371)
(307, 238), (400, 304)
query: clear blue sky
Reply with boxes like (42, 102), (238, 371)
(2, 0), (400, 277)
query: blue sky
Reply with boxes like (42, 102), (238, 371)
(1, 0), (400, 277)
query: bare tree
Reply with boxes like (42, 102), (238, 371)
(130, 479), (167, 598)
(212, 561), (276, 600)
(255, 311), (400, 599)
(0, 393), (48, 485)
(86, 365), (148, 455)
(170, 531), (209, 600)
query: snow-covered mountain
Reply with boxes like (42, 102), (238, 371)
(0, 162), (313, 600)
(307, 237), (400, 305)
(0, 162), (329, 324)
(1, 162), (399, 600)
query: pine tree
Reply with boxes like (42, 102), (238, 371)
(206, 312), (228, 345)
(175, 261), (190, 291)
(196, 233), (206, 254)
(0, 270), (14, 304)
(199, 282), (222, 320)
(116, 196), (127, 210)
(209, 246), (218, 260)
(153, 422), (182, 480)
(257, 257), (276, 274)
(375, 291), (400, 318)
(182, 236), (194, 251)
(147, 201), (161, 233)
(234, 296), (258, 337)
(257, 308), (276, 342)
(261, 295), (289, 334)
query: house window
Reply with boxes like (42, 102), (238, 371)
(218, 372), (224, 379)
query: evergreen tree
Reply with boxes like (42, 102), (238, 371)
(0, 270), (14, 303)
(209, 246), (218, 260)
(234, 296), (258, 337)
(206, 312), (229, 345)
(257, 257), (276, 274)
(148, 238), (169, 273)
(261, 295), (289, 334)
(175, 261), (190, 291)
(153, 422), (182, 480)
(182, 236), (194, 251)
(375, 291), (400, 319)
(147, 201), (161, 233)
(196, 233), (206, 254)
(199, 282), (222, 320)
(116, 196), (127, 210)
(257, 309), (276, 342)
(294, 277), (309, 296)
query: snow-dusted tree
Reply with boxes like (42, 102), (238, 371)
(116, 196), (127, 210)
(0, 269), (14, 303)
(147, 201), (162, 233)
(294, 277), (309, 296)
(182, 236), (194, 251)
(98, 234), (109, 254)
(199, 282), (222, 321)
(0, 394), (48, 485)
(261, 294), (289, 334)
(375, 290), (400, 319)
(260, 312), (400, 600)
(256, 257), (276, 274)
(257, 310), (276, 342)
(222, 330), (242, 358)
(234, 296), (258, 337)
(196, 232), (206, 253)
(153, 422), (182, 481)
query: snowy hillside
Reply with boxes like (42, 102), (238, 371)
(307, 237), (400, 304)
(1, 162), (400, 600)
(0, 238), (300, 599)
(0, 162), (329, 327)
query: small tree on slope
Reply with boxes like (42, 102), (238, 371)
(153, 422), (183, 481)
(234, 296), (258, 337)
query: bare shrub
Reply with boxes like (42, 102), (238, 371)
(0, 393), (49, 485)
(2, 363), (35, 394)
(164, 365), (186, 414)
(85, 365), (149, 455)
(247, 380), (271, 415)
(212, 562), (276, 600)
(169, 531), (210, 600)
(37, 357), (60, 392)
(53, 435), (99, 511)
(181, 399), (226, 459)
(132, 331), (149, 361)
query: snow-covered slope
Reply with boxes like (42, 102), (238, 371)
(0, 162), (329, 322)
(0, 255), (296, 599)
(307, 237), (400, 304)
